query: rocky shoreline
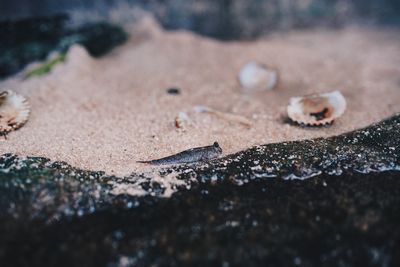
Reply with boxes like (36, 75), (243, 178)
(1, 114), (399, 266)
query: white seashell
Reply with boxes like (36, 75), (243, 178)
(238, 61), (278, 92)
(175, 112), (191, 129)
(0, 90), (30, 135)
(287, 91), (346, 126)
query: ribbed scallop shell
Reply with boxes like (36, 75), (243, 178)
(287, 91), (346, 126)
(0, 90), (30, 135)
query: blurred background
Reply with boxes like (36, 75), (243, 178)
(1, 0), (400, 40)
(1, 0), (400, 79)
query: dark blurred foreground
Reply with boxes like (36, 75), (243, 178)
(1, 114), (399, 266)
(2, 172), (400, 267)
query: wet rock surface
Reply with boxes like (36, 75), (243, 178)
(0, 114), (400, 266)
(176, 113), (400, 183)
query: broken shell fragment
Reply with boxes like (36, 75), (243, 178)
(194, 105), (252, 127)
(287, 91), (346, 126)
(175, 112), (191, 129)
(0, 90), (30, 135)
(238, 61), (278, 92)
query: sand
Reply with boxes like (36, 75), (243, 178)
(1, 20), (400, 176)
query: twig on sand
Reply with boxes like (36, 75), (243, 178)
(194, 105), (252, 127)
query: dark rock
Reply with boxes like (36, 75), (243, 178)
(0, 14), (127, 79)
(175, 113), (400, 183)
(70, 22), (127, 57)
(0, 114), (400, 266)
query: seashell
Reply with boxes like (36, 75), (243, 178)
(175, 112), (191, 129)
(238, 61), (278, 92)
(287, 91), (346, 126)
(0, 90), (30, 135)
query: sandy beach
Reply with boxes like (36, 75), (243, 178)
(1, 21), (399, 176)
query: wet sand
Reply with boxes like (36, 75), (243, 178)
(1, 21), (400, 176)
